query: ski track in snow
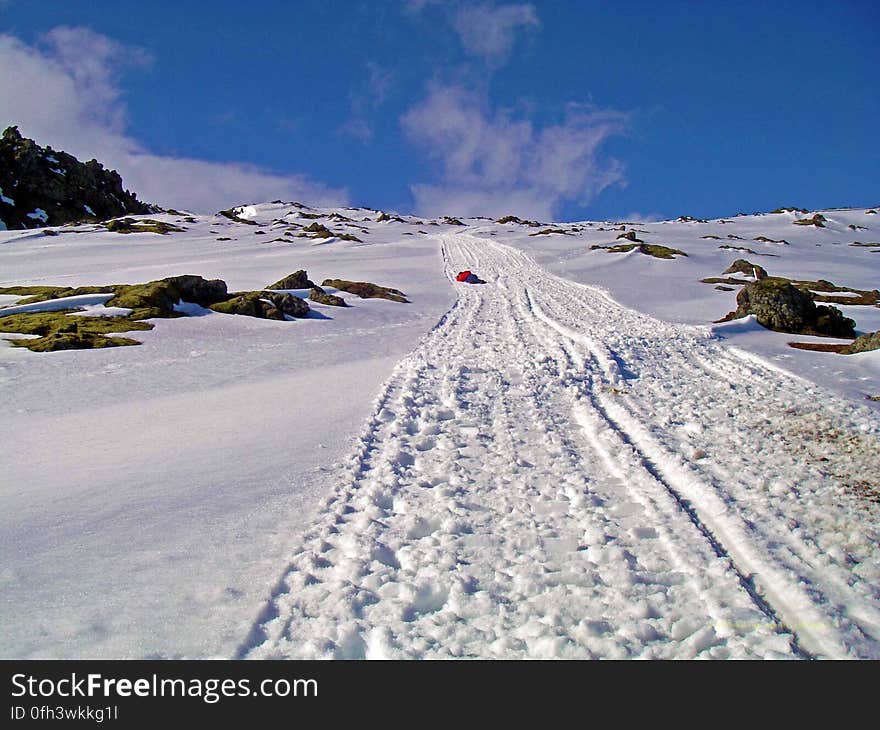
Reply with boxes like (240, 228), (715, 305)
(239, 234), (880, 660)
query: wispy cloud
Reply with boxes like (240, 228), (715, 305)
(406, 1), (539, 65)
(401, 84), (627, 220)
(452, 2), (539, 64)
(0, 27), (347, 212)
(341, 61), (395, 143)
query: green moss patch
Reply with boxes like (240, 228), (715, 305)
(0, 310), (153, 351)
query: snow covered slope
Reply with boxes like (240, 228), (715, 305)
(1, 203), (877, 658)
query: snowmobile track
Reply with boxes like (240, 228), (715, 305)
(238, 234), (880, 660)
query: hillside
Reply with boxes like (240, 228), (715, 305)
(0, 201), (878, 659)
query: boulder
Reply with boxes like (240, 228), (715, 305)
(731, 277), (855, 337)
(163, 275), (228, 305)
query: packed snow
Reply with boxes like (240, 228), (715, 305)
(0, 203), (877, 659)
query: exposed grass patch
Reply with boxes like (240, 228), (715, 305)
(0, 285), (115, 305)
(701, 276), (752, 286)
(788, 341), (850, 354)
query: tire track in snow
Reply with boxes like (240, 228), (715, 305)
(238, 233), (878, 659)
(470, 235), (880, 658)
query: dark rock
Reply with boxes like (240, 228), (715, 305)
(267, 270), (316, 290)
(217, 208), (258, 225)
(163, 275), (228, 306)
(0, 126), (158, 230)
(730, 277), (855, 337)
(722, 259), (768, 279)
(309, 287), (347, 307)
(321, 279), (408, 303)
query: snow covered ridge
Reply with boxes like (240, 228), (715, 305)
(1, 200), (878, 659)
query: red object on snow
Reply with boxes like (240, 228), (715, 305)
(456, 270), (472, 282)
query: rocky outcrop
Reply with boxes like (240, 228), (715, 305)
(321, 279), (408, 303)
(792, 213), (827, 227)
(309, 287), (347, 307)
(267, 270), (316, 290)
(209, 291), (309, 320)
(107, 275), (229, 319)
(105, 218), (183, 234)
(723, 259), (768, 279)
(729, 277), (855, 337)
(842, 331), (880, 354)
(0, 126), (157, 229)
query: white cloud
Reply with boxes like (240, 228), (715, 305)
(452, 2), (539, 63)
(341, 61), (395, 143)
(401, 84), (627, 220)
(0, 27), (347, 212)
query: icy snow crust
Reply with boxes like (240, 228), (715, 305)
(1, 203), (878, 659)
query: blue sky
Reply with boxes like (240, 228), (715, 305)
(1, 0), (877, 220)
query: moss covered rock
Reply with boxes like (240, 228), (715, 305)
(842, 331), (880, 354)
(309, 287), (347, 307)
(792, 213), (827, 227)
(731, 277), (855, 337)
(267, 270), (316, 290)
(209, 291), (309, 320)
(321, 279), (408, 303)
(591, 243), (686, 259)
(107, 275), (228, 319)
(105, 218), (183, 234)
